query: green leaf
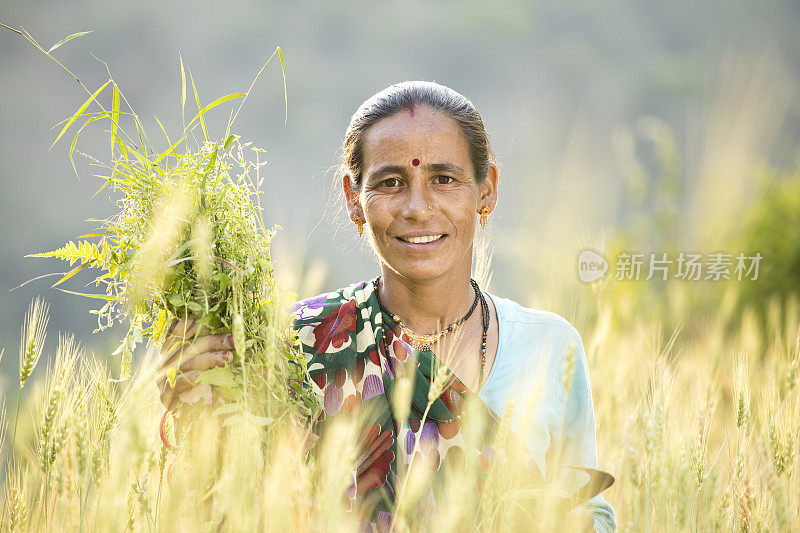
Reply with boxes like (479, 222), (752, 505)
(92, 177), (112, 198)
(179, 52), (187, 123)
(204, 144), (218, 174)
(152, 308), (168, 345)
(28, 240), (96, 265)
(212, 403), (243, 416)
(51, 262), (90, 288)
(218, 387), (243, 403)
(133, 113), (148, 156)
(196, 366), (237, 388)
(184, 92), (246, 139)
(51, 79), (111, 148)
(228, 46), (285, 131)
(154, 131), (190, 165)
(69, 114), (105, 177)
(167, 367), (178, 388)
(252, 416), (274, 427)
(46, 30), (93, 54)
(110, 157), (148, 188)
(57, 288), (120, 301)
(221, 413), (274, 427)
(111, 84), (124, 158)
(154, 116), (172, 146)
(189, 70), (208, 142)
(277, 46), (287, 124)
(51, 111), (117, 128)
(152, 115), (182, 165)
(111, 339), (125, 356)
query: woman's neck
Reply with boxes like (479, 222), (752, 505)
(377, 264), (477, 334)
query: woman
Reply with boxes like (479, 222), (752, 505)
(157, 81), (616, 531)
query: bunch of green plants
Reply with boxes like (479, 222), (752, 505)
(735, 163), (800, 326)
(8, 24), (319, 428)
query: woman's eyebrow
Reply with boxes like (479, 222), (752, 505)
(365, 162), (466, 184)
(365, 164), (407, 183)
(423, 162), (465, 174)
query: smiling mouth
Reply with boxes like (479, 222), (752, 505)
(396, 234), (446, 244)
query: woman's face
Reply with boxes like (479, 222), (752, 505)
(343, 105), (498, 283)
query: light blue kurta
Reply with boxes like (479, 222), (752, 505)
(479, 292), (616, 532)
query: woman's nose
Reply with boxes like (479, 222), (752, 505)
(401, 181), (433, 220)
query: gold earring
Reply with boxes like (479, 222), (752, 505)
(351, 214), (364, 236)
(479, 207), (491, 228)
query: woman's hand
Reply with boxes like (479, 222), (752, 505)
(156, 317), (235, 412)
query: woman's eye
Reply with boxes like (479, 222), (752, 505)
(434, 175), (455, 184)
(380, 177), (401, 188)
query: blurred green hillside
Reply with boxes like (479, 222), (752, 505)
(1, 0), (799, 376)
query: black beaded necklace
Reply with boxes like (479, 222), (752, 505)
(372, 276), (491, 388)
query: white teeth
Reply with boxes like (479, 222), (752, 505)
(401, 234), (444, 244)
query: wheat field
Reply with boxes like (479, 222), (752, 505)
(1, 20), (798, 533)
(0, 277), (797, 531)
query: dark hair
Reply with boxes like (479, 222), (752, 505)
(340, 81), (495, 190)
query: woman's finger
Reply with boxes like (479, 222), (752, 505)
(177, 382), (214, 408)
(168, 388), (226, 432)
(158, 333), (234, 371)
(160, 318), (188, 359)
(176, 350), (232, 373)
(159, 369), (202, 410)
(155, 351), (230, 393)
(172, 381), (227, 411)
(161, 317), (205, 354)
(302, 430), (320, 454)
(166, 317), (187, 336)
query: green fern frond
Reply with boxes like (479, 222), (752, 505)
(28, 240), (111, 267)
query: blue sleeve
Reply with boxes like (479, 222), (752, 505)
(552, 330), (616, 532)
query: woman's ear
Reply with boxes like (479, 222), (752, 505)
(342, 172), (364, 219)
(479, 162), (499, 211)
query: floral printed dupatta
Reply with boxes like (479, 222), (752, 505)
(289, 277), (608, 529)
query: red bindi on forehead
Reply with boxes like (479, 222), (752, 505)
(412, 158), (420, 166)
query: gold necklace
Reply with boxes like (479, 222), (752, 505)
(372, 276), (479, 350)
(372, 276), (490, 388)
